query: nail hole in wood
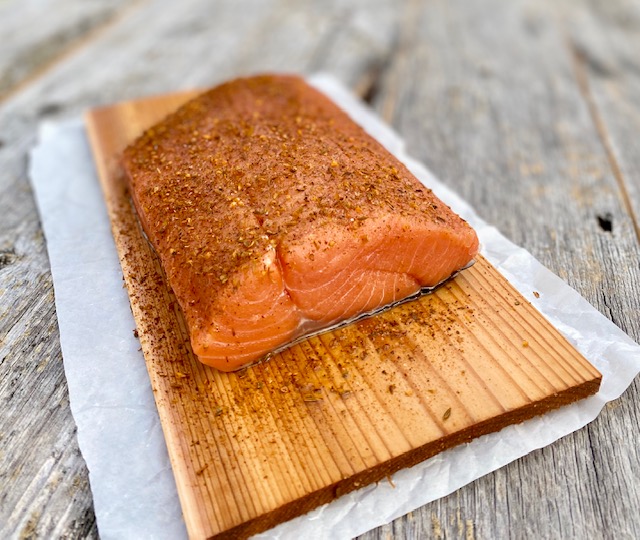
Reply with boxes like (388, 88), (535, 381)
(38, 102), (62, 117)
(0, 248), (17, 269)
(361, 75), (381, 105)
(360, 56), (390, 105)
(597, 213), (613, 233)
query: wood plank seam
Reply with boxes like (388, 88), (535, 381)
(0, 0), (150, 106)
(567, 38), (640, 244)
(373, 0), (422, 123)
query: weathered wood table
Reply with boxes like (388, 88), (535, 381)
(1, 0), (639, 538)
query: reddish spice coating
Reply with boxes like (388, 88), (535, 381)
(122, 74), (479, 370)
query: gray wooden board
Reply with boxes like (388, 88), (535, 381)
(0, 0), (639, 538)
(0, 0), (134, 101)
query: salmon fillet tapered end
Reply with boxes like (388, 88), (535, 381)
(122, 75), (479, 371)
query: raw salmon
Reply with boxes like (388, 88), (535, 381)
(122, 75), (479, 371)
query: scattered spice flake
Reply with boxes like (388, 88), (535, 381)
(388, 384), (396, 394)
(302, 391), (323, 402)
(522, 340), (529, 348)
(195, 464), (209, 476)
(442, 407), (452, 421)
(133, 328), (139, 338)
(533, 291), (540, 298)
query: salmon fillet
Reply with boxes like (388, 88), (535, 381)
(122, 75), (479, 371)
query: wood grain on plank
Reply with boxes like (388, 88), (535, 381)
(85, 91), (601, 539)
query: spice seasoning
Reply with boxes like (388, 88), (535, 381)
(122, 74), (478, 371)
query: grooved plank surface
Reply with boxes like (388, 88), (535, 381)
(85, 92), (601, 539)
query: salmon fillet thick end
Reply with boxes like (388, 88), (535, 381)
(122, 74), (479, 371)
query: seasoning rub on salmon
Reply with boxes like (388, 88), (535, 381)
(122, 75), (479, 371)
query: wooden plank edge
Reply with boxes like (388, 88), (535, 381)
(84, 110), (212, 538)
(209, 376), (601, 539)
(87, 88), (201, 117)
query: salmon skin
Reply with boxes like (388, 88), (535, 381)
(122, 75), (479, 371)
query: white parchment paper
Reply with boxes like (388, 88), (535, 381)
(29, 74), (640, 540)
